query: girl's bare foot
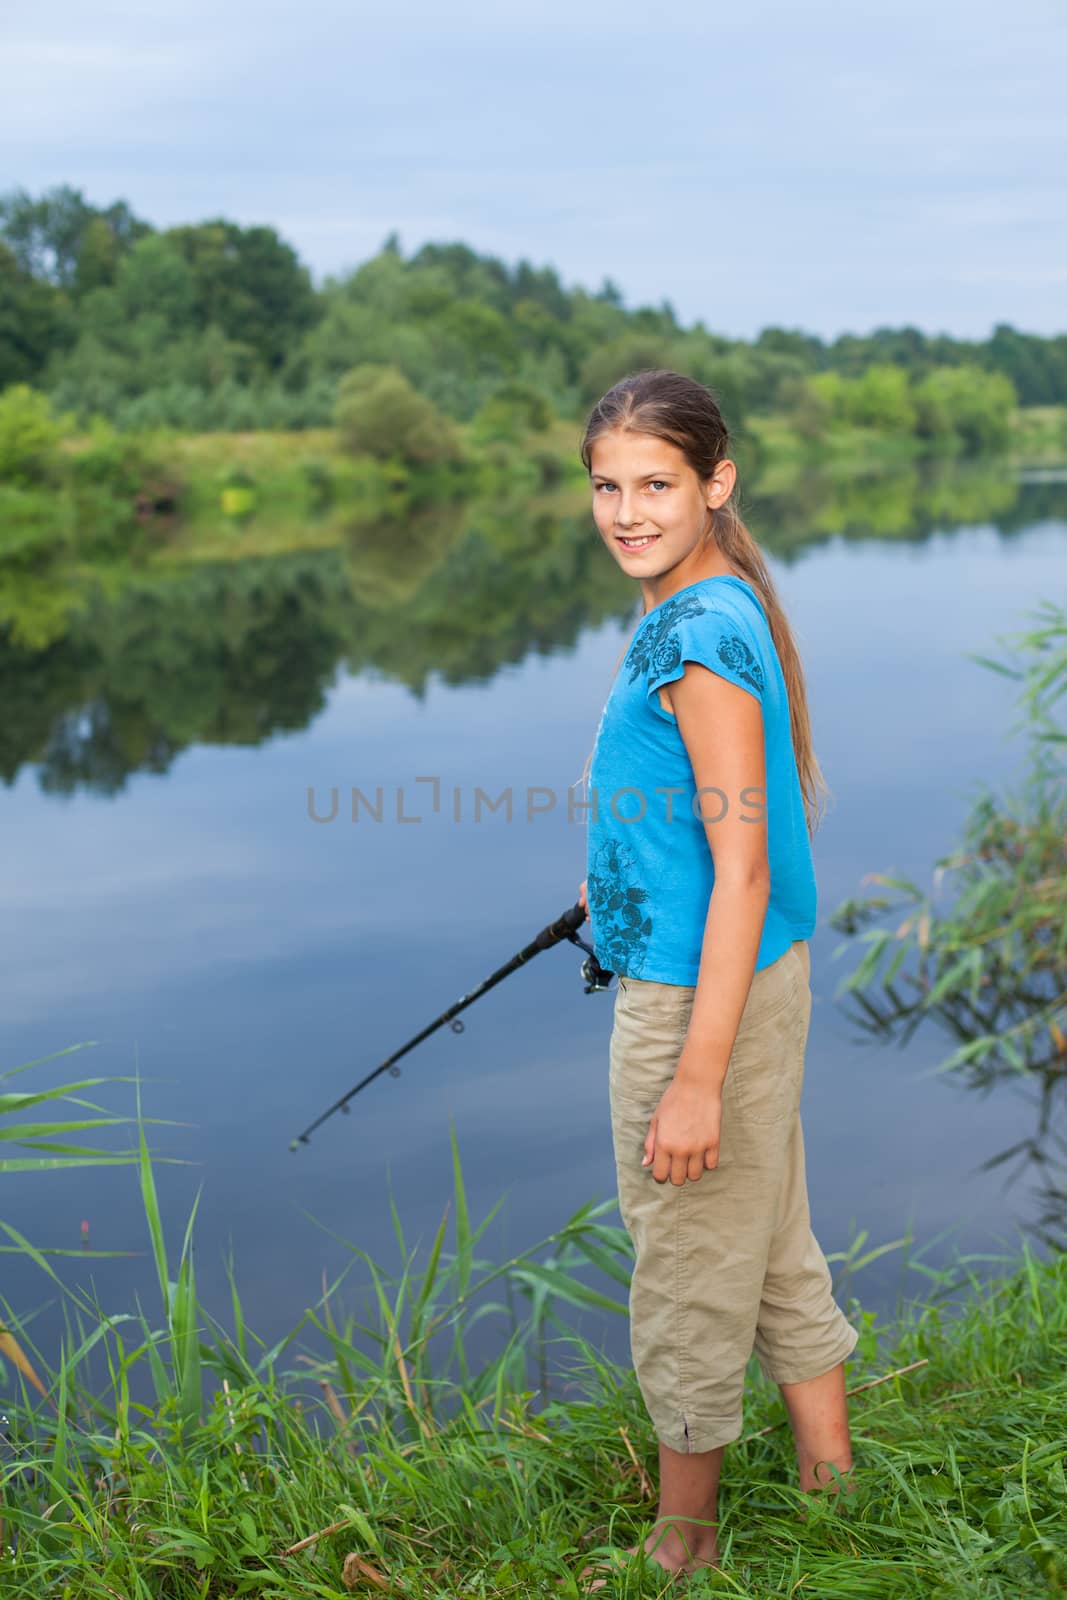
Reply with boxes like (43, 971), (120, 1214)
(573, 1439), (724, 1587)
(579, 1522), (720, 1588)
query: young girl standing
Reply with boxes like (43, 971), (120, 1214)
(577, 369), (858, 1581)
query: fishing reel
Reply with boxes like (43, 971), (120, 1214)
(581, 952), (616, 993)
(564, 929), (616, 993)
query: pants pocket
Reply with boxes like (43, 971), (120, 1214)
(609, 981), (691, 1117)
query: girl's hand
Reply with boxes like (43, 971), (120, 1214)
(578, 878), (589, 921)
(642, 1066), (721, 1185)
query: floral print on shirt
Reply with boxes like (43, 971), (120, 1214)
(625, 592), (765, 697)
(588, 838), (653, 976)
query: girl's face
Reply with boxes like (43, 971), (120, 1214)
(588, 429), (736, 607)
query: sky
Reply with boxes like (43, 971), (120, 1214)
(4, 0), (1066, 342)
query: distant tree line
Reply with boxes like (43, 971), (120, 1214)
(2, 183), (1065, 445)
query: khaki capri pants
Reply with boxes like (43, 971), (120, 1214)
(609, 939), (859, 1455)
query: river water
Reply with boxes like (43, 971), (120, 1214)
(3, 465), (1065, 1370)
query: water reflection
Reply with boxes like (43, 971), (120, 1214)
(835, 980), (1067, 1250)
(828, 602), (1067, 1252)
(988, 1072), (1067, 1250)
(3, 462), (1067, 797)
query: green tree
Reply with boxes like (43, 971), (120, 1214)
(334, 364), (464, 465)
(755, 326), (825, 367)
(298, 294), (436, 386)
(72, 215), (123, 296)
(914, 365), (1018, 454)
(807, 371), (848, 421)
(164, 221), (318, 372)
(471, 379), (553, 442)
(50, 238), (261, 406)
(987, 322), (1067, 407)
(0, 184), (150, 293)
(578, 335), (676, 403)
(111, 234), (198, 328)
(775, 373), (833, 441)
(842, 363), (918, 434)
(0, 184), (94, 287)
(0, 243), (69, 387)
(434, 300), (520, 380)
(512, 258), (571, 322)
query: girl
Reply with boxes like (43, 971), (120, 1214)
(576, 369), (858, 1581)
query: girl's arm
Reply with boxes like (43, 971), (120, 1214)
(642, 660), (770, 1186)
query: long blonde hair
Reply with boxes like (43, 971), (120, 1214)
(577, 368), (831, 837)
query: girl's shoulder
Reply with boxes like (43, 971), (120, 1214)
(627, 576), (766, 668)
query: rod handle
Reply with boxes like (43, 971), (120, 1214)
(531, 901), (588, 952)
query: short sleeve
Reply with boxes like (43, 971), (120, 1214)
(630, 594), (767, 715)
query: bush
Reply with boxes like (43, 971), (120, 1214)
(61, 418), (184, 548)
(0, 483), (71, 564)
(66, 416), (166, 495)
(470, 379), (553, 443)
(334, 363), (464, 466)
(0, 383), (63, 486)
(301, 457), (335, 511)
(914, 365), (1018, 454)
(775, 373), (834, 441)
(843, 364), (918, 434)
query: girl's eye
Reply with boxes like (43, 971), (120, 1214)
(593, 481), (669, 492)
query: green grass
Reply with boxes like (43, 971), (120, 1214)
(1, 1117), (1065, 1598)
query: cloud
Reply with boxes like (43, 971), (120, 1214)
(2, 0), (1065, 336)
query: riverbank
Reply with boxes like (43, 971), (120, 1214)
(4, 414), (1065, 595)
(5, 381), (1067, 575)
(3, 1208), (1064, 1597)
(746, 401), (1067, 472)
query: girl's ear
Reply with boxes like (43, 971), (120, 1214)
(706, 457), (736, 508)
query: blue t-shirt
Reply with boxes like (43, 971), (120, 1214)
(585, 574), (816, 983)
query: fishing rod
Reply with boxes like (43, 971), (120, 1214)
(289, 899), (614, 1151)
